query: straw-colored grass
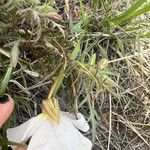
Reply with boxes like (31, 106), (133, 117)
(0, 0), (150, 149)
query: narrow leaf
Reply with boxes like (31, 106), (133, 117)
(89, 53), (96, 65)
(111, 0), (147, 25)
(10, 41), (19, 68)
(0, 66), (13, 95)
(70, 41), (80, 60)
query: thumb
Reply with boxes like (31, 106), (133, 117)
(0, 94), (14, 127)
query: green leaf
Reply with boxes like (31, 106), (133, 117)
(111, 0), (147, 25)
(52, 21), (65, 37)
(70, 21), (83, 34)
(52, 69), (65, 97)
(114, 5), (150, 25)
(87, 94), (97, 142)
(125, 5), (150, 22)
(79, 0), (89, 25)
(116, 38), (125, 56)
(27, 0), (40, 5)
(97, 44), (108, 58)
(0, 66), (13, 95)
(48, 64), (67, 99)
(0, 41), (19, 95)
(92, 0), (99, 9)
(36, 5), (56, 13)
(70, 41), (80, 60)
(89, 53), (96, 65)
(139, 32), (150, 38)
(0, 137), (27, 148)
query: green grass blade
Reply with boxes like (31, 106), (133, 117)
(79, 0), (85, 17)
(87, 94), (97, 142)
(0, 41), (19, 95)
(70, 41), (80, 60)
(139, 32), (150, 38)
(0, 137), (27, 148)
(92, 0), (99, 9)
(0, 66), (13, 95)
(89, 53), (96, 65)
(111, 0), (147, 25)
(97, 44), (108, 58)
(51, 64), (67, 98)
(124, 5), (150, 22)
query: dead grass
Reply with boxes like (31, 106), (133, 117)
(0, 0), (150, 149)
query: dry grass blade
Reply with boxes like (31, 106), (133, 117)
(114, 112), (150, 148)
(107, 94), (112, 150)
(0, 0), (150, 149)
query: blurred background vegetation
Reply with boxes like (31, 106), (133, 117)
(0, 0), (150, 149)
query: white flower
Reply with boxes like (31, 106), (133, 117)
(7, 111), (92, 150)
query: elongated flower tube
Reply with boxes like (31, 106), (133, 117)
(7, 111), (92, 150)
(42, 98), (60, 123)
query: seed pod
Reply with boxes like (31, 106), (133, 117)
(98, 58), (108, 69)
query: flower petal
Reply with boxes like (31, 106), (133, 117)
(27, 117), (92, 150)
(27, 119), (57, 150)
(61, 112), (90, 132)
(7, 112), (92, 150)
(7, 114), (43, 149)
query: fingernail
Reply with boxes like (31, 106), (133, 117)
(0, 94), (9, 104)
